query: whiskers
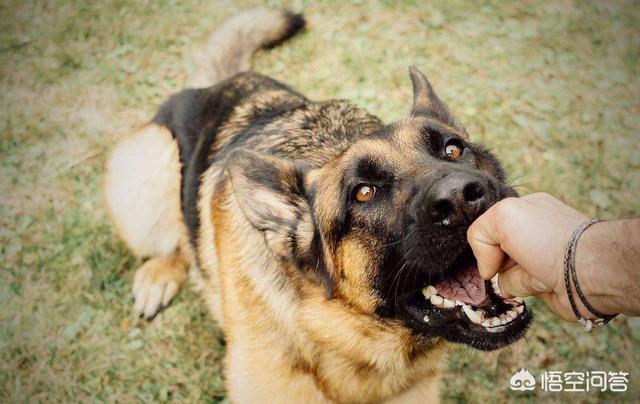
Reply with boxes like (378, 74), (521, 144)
(506, 168), (532, 193)
(379, 228), (428, 311)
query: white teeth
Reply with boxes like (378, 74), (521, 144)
(422, 286), (437, 299)
(430, 295), (444, 306)
(477, 307), (525, 331)
(420, 280), (526, 333)
(476, 305), (525, 331)
(442, 298), (455, 309)
(491, 274), (502, 297)
(423, 288), (457, 309)
(463, 305), (482, 324)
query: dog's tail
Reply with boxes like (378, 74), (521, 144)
(190, 9), (305, 87)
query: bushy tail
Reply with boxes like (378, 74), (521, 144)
(190, 9), (305, 87)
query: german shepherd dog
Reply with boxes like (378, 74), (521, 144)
(105, 8), (531, 403)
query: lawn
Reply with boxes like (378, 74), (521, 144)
(1, 0), (639, 402)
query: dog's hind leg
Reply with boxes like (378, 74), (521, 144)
(105, 123), (190, 319)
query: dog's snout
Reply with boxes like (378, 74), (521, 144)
(423, 173), (488, 226)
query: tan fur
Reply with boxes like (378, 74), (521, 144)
(192, 163), (226, 326)
(105, 124), (191, 318)
(132, 255), (188, 318)
(190, 9), (302, 87)
(105, 119), (448, 402)
(108, 137), (447, 400)
(335, 237), (381, 313)
(201, 177), (446, 403)
(104, 124), (186, 258)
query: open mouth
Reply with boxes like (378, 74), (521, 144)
(398, 248), (532, 351)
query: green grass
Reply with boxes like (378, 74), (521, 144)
(1, 0), (638, 402)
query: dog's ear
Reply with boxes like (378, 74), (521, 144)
(226, 149), (336, 295)
(226, 149), (309, 254)
(409, 66), (466, 132)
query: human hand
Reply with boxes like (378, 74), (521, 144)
(467, 193), (590, 321)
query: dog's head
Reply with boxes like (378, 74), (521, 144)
(226, 67), (531, 351)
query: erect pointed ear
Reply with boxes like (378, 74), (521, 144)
(409, 65), (466, 132)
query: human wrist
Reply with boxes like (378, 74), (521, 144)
(575, 220), (635, 316)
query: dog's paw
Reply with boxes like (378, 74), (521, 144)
(132, 256), (187, 320)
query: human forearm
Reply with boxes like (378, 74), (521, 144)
(579, 219), (640, 317)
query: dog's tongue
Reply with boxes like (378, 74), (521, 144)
(433, 263), (487, 306)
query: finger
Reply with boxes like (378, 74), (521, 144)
(467, 208), (505, 280)
(499, 265), (552, 298)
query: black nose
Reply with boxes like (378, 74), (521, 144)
(424, 173), (487, 226)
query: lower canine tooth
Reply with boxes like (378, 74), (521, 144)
(463, 305), (482, 324)
(443, 299), (455, 309)
(491, 275), (502, 297)
(430, 295), (444, 306)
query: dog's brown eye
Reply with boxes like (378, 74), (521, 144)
(354, 184), (376, 203)
(445, 142), (463, 160)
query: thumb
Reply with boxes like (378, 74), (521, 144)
(467, 208), (505, 280)
(498, 265), (552, 298)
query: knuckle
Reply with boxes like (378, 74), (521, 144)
(493, 197), (519, 227)
(531, 191), (553, 201)
(466, 220), (480, 240)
